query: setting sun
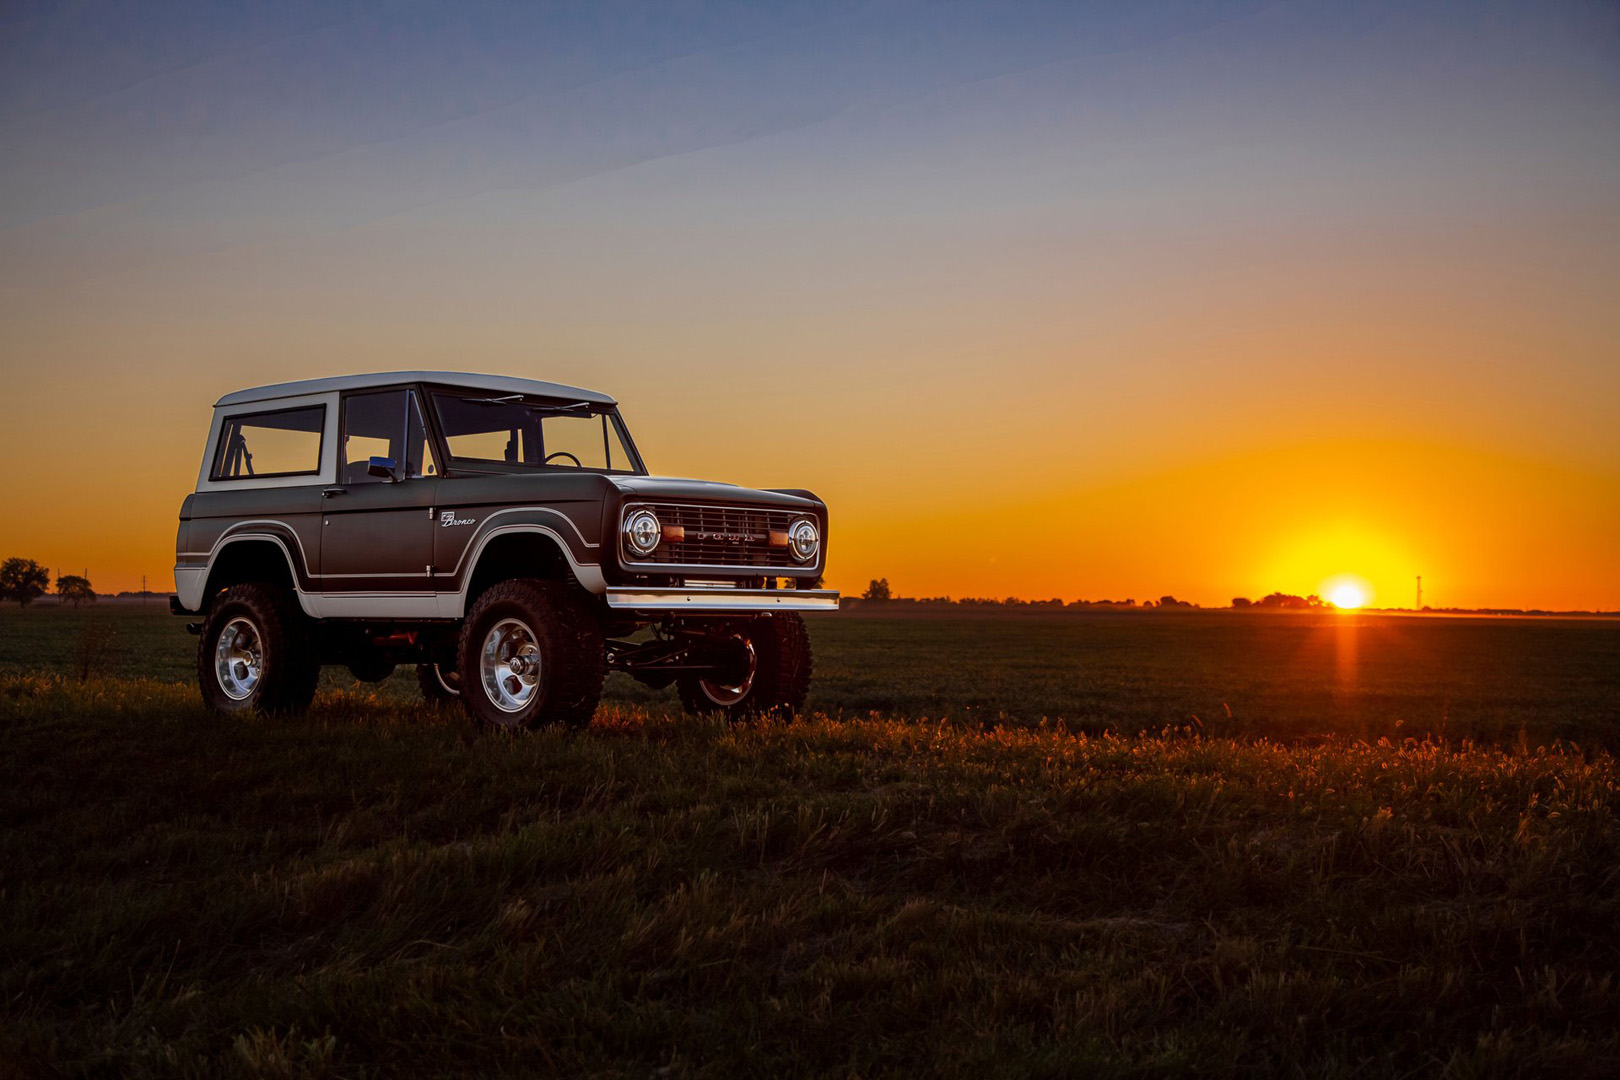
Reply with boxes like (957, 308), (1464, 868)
(1330, 583), (1367, 610)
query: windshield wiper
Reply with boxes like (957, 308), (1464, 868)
(463, 394), (594, 416)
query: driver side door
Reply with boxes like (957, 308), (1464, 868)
(319, 388), (440, 598)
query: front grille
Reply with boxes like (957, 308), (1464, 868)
(626, 503), (806, 569)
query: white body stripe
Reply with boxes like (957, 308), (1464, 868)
(176, 519), (606, 619)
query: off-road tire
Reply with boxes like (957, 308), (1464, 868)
(457, 579), (605, 730)
(416, 662), (462, 705)
(197, 583), (320, 715)
(678, 613), (812, 721)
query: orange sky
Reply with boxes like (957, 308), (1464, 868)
(2, 1), (1617, 609)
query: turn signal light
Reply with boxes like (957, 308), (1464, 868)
(662, 524), (686, 542)
(768, 529), (789, 548)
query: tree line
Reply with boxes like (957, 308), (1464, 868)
(857, 579), (1202, 609)
(858, 580), (1337, 610)
(0, 557), (97, 606)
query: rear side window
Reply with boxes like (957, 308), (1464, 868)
(211, 406), (325, 480)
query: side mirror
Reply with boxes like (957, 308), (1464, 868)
(367, 456), (398, 481)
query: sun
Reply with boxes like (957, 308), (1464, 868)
(1329, 583), (1366, 610)
(1320, 573), (1374, 610)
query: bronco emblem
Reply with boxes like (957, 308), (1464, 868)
(440, 511), (475, 527)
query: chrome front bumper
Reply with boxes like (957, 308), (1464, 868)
(603, 586), (840, 613)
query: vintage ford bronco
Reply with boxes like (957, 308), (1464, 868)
(171, 372), (836, 727)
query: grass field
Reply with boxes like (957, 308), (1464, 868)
(4, 603), (1618, 744)
(3, 604), (1619, 1077)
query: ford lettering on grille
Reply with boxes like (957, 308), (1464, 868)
(627, 503), (803, 568)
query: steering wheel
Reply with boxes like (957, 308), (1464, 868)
(543, 451), (583, 467)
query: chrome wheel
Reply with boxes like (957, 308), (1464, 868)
(480, 617), (540, 714)
(214, 616), (262, 701)
(699, 636), (757, 706)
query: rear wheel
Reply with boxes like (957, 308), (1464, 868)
(678, 613), (811, 721)
(197, 583), (319, 715)
(457, 579), (605, 730)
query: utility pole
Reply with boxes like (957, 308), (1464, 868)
(1416, 575), (1422, 610)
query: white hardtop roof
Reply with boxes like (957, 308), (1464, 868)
(215, 371), (616, 408)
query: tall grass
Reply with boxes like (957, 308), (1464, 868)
(4, 673), (1618, 1077)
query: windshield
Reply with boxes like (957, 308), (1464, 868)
(431, 392), (643, 473)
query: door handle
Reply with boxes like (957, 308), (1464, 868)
(322, 487), (347, 498)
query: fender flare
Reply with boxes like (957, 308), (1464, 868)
(186, 527), (315, 616)
(447, 524), (607, 618)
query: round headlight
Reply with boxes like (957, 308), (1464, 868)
(624, 509), (661, 556)
(788, 518), (819, 563)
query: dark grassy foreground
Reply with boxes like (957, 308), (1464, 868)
(5, 672), (1620, 1078)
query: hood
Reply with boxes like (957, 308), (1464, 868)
(611, 475), (822, 511)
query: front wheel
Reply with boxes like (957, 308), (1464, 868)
(197, 583), (320, 715)
(457, 579), (605, 730)
(678, 613), (812, 721)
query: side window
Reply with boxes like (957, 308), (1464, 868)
(342, 390), (440, 482)
(212, 406), (324, 480)
(341, 391), (406, 484)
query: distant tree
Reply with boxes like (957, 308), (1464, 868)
(1231, 597), (1253, 609)
(1306, 594), (1324, 608)
(56, 573), (96, 606)
(862, 578), (892, 602)
(1257, 592), (1309, 609)
(0, 557), (50, 607)
(1158, 595), (1193, 608)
